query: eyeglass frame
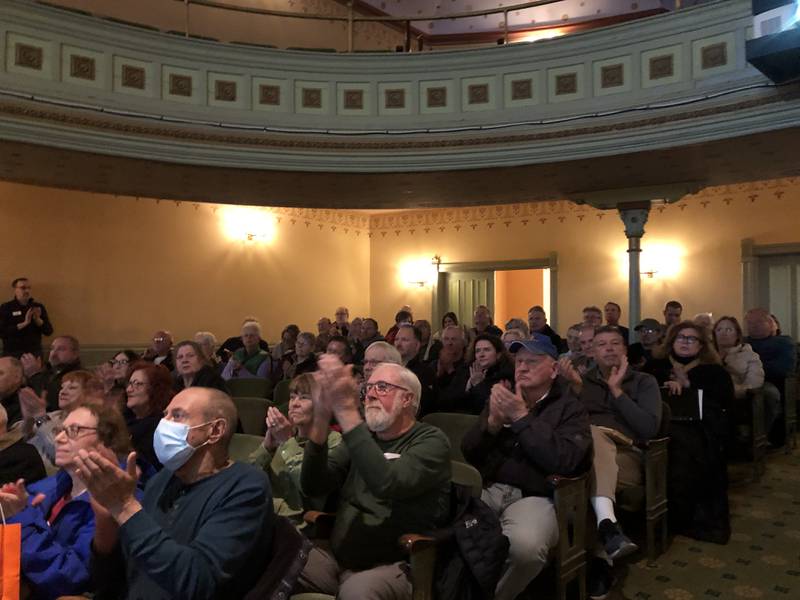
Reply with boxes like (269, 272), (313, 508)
(365, 380), (410, 396)
(53, 424), (99, 439)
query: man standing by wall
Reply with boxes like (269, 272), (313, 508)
(0, 278), (53, 358)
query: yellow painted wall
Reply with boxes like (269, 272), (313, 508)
(494, 269), (544, 329)
(0, 182), (370, 345)
(50, 0), (405, 51)
(3, 178), (800, 347)
(368, 180), (800, 333)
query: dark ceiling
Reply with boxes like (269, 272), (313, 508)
(1, 126), (798, 209)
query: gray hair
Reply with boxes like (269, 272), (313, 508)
(502, 329), (527, 344)
(297, 331), (316, 346)
(372, 362), (422, 412)
(194, 331), (217, 347)
(241, 320), (262, 336)
(365, 341), (402, 364)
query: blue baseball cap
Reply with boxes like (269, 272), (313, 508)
(509, 334), (558, 359)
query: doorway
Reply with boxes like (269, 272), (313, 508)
(742, 241), (800, 340)
(432, 255), (558, 332)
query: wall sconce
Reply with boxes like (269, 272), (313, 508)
(640, 270), (658, 279)
(399, 257), (438, 289)
(220, 206), (277, 244)
(407, 280), (426, 287)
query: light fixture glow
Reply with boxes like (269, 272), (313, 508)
(399, 257), (438, 289)
(617, 242), (684, 281)
(219, 206), (277, 244)
(514, 28), (567, 43)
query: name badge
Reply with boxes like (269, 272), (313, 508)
(383, 452), (402, 460)
(12, 310), (22, 316)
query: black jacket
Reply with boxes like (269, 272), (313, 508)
(1, 389), (22, 427)
(462, 358), (515, 415)
(535, 324), (567, 355)
(406, 356), (437, 417)
(462, 378), (592, 497)
(0, 297), (53, 357)
(0, 431), (47, 485)
(173, 365), (230, 394)
(434, 483), (509, 600)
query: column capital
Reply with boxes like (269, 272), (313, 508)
(618, 206), (650, 239)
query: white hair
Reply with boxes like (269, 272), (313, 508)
(241, 320), (262, 336)
(365, 341), (402, 364)
(194, 331), (217, 346)
(371, 362), (422, 412)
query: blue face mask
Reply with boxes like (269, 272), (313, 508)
(153, 418), (214, 471)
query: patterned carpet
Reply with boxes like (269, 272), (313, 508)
(617, 447), (800, 600)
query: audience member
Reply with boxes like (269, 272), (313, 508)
(663, 300), (683, 329)
(288, 332), (318, 378)
(316, 317), (334, 352)
(216, 316), (270, 362)
(560, 323), (583, 358)
(628, 319), (663, 368)
(433, 311), (459, 341)
(413, 319), (442, 364)
(744, 307), (796, 446)
(464, 334), (515, 415)
(504, 317), (530, 338)
(472, 304), (503, 339)
(0, 403), (132, 599)
(221, 320), (271, 380)
(193, 331), (219, 364)
(571, 324), (597, 374)
(25, 335), (82, 412)
(394, 324), (436, 416)
(501, 328), (527, 346)
(361, 341), (402, 393)
(645, 321), (733, 543)
(334, 307), (351, 337)
(86, 387), (274, 599)
(694, 312), (713, 331)
(125, 362), (175, 472)
(604, 301), (630, 343)
(326, 335), (353, 364)
(271, 324), (300, 362)
(0, 402), (46, 485)
(434, 325), (470, 412)
(248, 374), (342, 525)
(23, 370), (103, 468)
(359, 318), (384, 348)
(0, 355), (25, 427)
(578, 326), (661, 594)
(713, 317), (764, 399)
(461, 335), (592, 600)
(173, 341), (229, 394)
(296, 356), (451, 600)
(385, 309), (413, 345)
(95, 350), (138, 415)
(142, 330), (175, 371)
(528, 306), (566, 353)
(0, 277), (53, 358)
(582, 306), (603, 328)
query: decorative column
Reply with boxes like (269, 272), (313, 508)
(619, 205), (650, 343)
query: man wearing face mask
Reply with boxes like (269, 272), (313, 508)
(78, 387), (274, 600)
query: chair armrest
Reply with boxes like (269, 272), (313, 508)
(546, 473), (587, 489)
(547, 471), (589, 567)
(303, 511), (336, 538)
(635, 436), (669, 451)
(398, 533), (438, 600)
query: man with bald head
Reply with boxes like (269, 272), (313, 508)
(297, 355), (450, 600)
(82, 387), (274, 600)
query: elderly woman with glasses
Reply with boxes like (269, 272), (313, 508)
(21, 370), (104, 470)
(645, 320), (735, 544)
(0, 402), (134, 599)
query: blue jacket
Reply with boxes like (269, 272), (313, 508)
(8, 470), (94, 600)
(9, 464), (141, 600)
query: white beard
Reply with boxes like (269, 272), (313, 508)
(365, 400), (403, 433)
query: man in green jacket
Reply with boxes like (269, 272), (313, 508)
(296, 354), (451, 600)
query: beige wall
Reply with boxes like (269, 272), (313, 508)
(368, 180), (800, 333)
(49, 0), (405, 51)
(3, 178), (799, 349)
(0, 182), (370, 346)
(494, 269), (544, 330)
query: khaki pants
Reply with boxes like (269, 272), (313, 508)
(295, 545), (412, 600)
(481, 483), (559, 600)
(590, 424), (643, 500)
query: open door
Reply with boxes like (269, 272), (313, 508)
(436, 270), (494, 329)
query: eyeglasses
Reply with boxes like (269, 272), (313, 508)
(641, 328), (660, 335)
(54, 424), (98, 439)
(110, 359), (130, 366)
(676, 335), (700, 344)
(365, 381), (410, 395)
(153, 337), (167, 343)
(127, 380), (148, 389)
